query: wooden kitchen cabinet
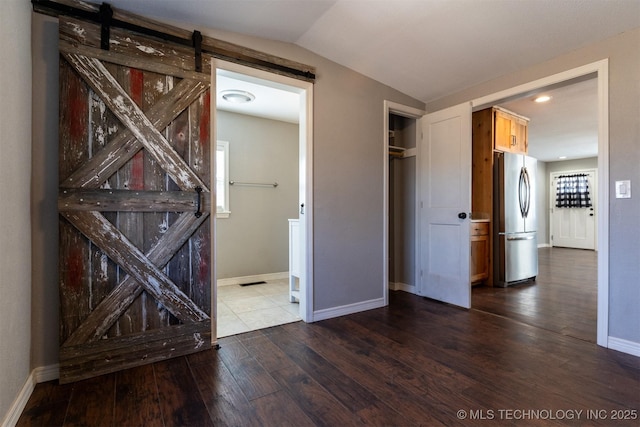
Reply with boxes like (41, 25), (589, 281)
(470, 221), (490, 284)
(472, 106), (529, 286)
(494, 107), (529, 154)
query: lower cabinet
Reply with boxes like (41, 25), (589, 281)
(471, 221), (490, 284)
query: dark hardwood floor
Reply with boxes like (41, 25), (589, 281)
(18, 286), (639, 426)
(473, 247), (597, 343)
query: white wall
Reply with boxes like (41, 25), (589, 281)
(0, 0), (32, 423)
(216, 111), (299, 279)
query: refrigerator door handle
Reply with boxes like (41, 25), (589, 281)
(518, 167), (526, 217)
(507, 235), (536, 241)
(523, 167), (531, 218)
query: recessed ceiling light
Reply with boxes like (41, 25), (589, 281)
(221, 90), (255, 103)
(534, 95), (552, 103)
(559, 156), (567, 159)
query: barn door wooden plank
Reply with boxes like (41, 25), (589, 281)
(61, 211), (209, 322)
(60, 320), (211, 383)
(61, 78), (207, 189)
(58, 14), (213, 383)
(59, 188), (211, 212)
(59, 58), (92, 343)
(63, 213), (209, 346)
(61, 52), (208, 191)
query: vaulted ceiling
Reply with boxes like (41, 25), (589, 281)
(83, 0), (640, 161)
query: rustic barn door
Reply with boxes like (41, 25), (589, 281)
(57, 16), (214, 383)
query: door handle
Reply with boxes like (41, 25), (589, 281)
(458, 212), (467, 219)
(300, 203), (305, 215)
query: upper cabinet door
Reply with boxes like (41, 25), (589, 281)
(418, 103), (472, 309)
(494, 109), (529, 155)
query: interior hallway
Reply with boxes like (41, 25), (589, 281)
(472, 247), (597, 342)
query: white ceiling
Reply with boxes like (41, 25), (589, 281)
(84, 0), (639, 161)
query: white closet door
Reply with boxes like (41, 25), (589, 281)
(418, 103), (472, 309)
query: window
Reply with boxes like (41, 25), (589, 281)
(216, 140), (230, 218)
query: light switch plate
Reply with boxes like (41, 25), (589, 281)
(615, 180), (631, 199)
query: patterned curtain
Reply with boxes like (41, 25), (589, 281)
(556, 174), (592, 208)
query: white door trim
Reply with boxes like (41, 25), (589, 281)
(383, 101), (425, 305)
(549, 168), (597, 250)
(471, 59), (609, 348)
(211, 59), (314, 324)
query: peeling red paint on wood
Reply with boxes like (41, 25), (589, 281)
(58, 18), (213, 383)
(67, 75), (89, 141)
(66, 246), (86, 293)
(199, 90), (210, 148)
(130, 68), (144, 108)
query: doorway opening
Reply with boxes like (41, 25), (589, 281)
(383, 101), (424, 304)
(385, 61), (608, 347)
(470, 65), (606, 346)
(212, 62), (313, 338)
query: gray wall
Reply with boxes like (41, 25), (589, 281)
(1, 0), (32, 421)
(216, 111), (299, 279)
(425, 29), (640, 345)
(30, 13), (425, 369)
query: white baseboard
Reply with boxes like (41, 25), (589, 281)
(217, 271), (288, 287)
(389, 282), (417, 294)
(608, 336), (640, 357)
(312, 297), (386, 322)
(1, 374), (35, 427)
(538, 243), (552, 248)
(1, 364), (59, 427)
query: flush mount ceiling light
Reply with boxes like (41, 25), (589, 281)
(220, 90), (255, 103)
(534, 95), (552, 103)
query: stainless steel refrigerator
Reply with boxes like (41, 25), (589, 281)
(493, 152), (538, 287)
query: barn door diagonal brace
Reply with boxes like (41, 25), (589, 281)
(61, 211), (210, 323)
(61, 52), (209, 192)
(62, 212), (209, 346)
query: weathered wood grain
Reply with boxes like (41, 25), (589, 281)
(60, 77), (208, 189)
(63, 212), (208, 346)
(59, 320), (211, 384)
(58, 188), (211, 213)
(59, 58), (91, 344)
(59, 39), (211, 83)
(57, 8), (213, 383)
(61, 211), (209, 322)
(60, 17), (212, 76)
(188, 90), (212, 312)
(61, 52), (208, 191)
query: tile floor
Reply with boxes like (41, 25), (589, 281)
(216, 278), (301, 338)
